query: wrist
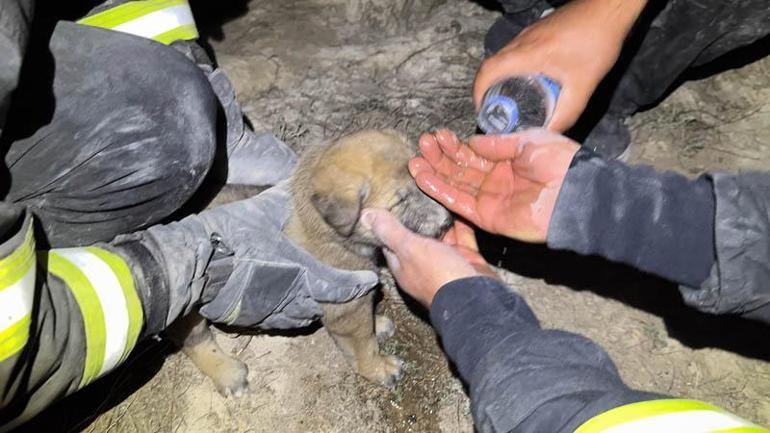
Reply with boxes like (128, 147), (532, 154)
(580, 0), (648, 39)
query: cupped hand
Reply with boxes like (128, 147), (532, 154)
(473, 0), (646, 132)
(410, 128), (579, 243)
(361, 208), (495, 308)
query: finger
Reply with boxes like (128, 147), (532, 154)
(418, 137), (461, 177)
(473, 49), (530, 109)
(451, 220), (480, 252)
(435, 131), (495, 173)
(414, 172), (480, 224)
(434, 128), (461, 155)
(413, 151), (488, 192)
(546, 84), (589, 132)
(421, 129), (494, 173)
(382, 248), (401, 274)
(473, 56), (503, 110)
(360, 208), (413, 254)
(468, 134), (524, 161)
(408, 157), (435, 178)
(418, 132), (444, 167)
(441, 225), (458, 245)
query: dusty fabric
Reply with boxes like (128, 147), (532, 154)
(431, 277), (659, 433)
(680, 172), (770, 323)
(549, 148), (770, 326)
(548, 147), (716, 288)
(207, 69), (298, 186)
(488, 0), (770, 120)
(0, 0), (33, 134)
(140, 182), (378, 330)
(0, 13), (374, 430)
(3, 22), (218, 247)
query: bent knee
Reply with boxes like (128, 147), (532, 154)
(55, 22), (219, 185)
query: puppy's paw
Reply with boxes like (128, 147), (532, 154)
(375, 315), (396, 341)
(211, 357), (249, 398)
(361, 355), (403, 387)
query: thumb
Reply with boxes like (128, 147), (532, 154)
(360, 208), (412, 254)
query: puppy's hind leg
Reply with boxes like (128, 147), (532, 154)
(320, 292), (403, 387)
(166, 312), (249, 397)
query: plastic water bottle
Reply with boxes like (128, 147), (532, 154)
(477, 74), (561, 134)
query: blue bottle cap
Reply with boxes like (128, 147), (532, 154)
(478, 95), (519, 134)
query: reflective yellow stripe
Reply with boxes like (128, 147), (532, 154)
(0, 223), (36, 361)
(78, 0), (188, 28)
(575, 400), (768, 433)
(713, 428), (770, 433)
(153, 23), (198, 45)
(45, 252), (106, 387)
(0, 315), (31, 362)
(0, 224), (34, 287)
(85, 247), (143, 363)
(44, 247), (145, 388)
(77, 0), (199, 45)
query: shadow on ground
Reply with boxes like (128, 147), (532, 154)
(477, 231), (770, 361)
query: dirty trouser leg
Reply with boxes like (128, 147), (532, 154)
(170, 41), (297, 187)
(485, 0), (770, 158)
(606, 0), (769, 114)
(2, 22), (218, 247)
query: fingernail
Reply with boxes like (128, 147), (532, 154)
(360, 209), (375, 231)
(382, 248), (400, 272)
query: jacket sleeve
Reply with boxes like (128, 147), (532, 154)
(0, 205), (214, 431)
(547, 147), (716, 290)
(547, 148), (770, 325)
(679, 172), (770, 323)
(429, 276), (769, 433)
(429, 276), (659, 433)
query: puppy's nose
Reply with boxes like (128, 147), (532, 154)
(438, 212), (454, 234)
(409, 205), (453, 239)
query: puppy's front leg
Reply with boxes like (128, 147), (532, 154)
(166, 311), (249, 397)
(320, 292), (402, 386)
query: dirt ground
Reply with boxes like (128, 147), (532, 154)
(22, 0), (769, 432)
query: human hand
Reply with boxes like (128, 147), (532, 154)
(409, 128), (579, 243)
(361, 208), (495, 308)
(473, 0), (647, 132)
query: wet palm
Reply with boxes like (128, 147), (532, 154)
(409, 128), (580, 243)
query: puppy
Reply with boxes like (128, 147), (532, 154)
(168, 129), (452, 394)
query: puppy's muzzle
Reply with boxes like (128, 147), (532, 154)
(398, 190), (453, 239)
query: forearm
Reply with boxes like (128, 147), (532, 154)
(0, 208), (224, 430)
(106, 217), (222, 338)
(567, 0), (648, 38)
(0, 209), (113, 430)
(679, 171), (770, 323)
(430, 276), (657, 432)
(548, 148), (716, 288)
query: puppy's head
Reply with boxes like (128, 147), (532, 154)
(307, 129), (452, 257)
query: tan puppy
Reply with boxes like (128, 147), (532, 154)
(169, 129), (452, 394)
(286, 129), (452, 385)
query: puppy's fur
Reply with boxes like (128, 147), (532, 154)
(168, 129), (452, 395)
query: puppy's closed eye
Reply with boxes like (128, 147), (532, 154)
(387, 189), (409, 211)
(311, 182), (370, 237)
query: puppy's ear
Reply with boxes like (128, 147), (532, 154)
(311, 175), (370, 237)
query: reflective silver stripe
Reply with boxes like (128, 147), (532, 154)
(0, 266), (35, 331)
(0, 223), (35, 361)
(53, 249), (131, 378)
(111, 4), (195, 40)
